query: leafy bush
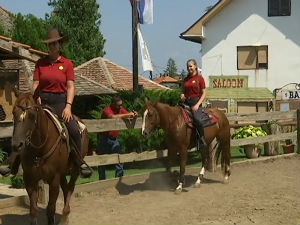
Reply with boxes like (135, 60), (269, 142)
(232, 125), (267, 139)
(89, 89), (182, 152)
(0, 147), (8, 164)
(11, 175), (24, 189)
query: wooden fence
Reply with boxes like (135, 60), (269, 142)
(0, 109), (299, 205)
(1, 110), (298, 167)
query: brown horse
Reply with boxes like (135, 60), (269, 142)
(11, 92), (89, 225)
(142, 101), (231, 193)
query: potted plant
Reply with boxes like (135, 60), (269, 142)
(282, 139), (295, 154)
(232, 125), (268, 158)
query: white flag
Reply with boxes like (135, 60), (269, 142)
(138, 26), (153, 72)
(138, 0), (153, 24)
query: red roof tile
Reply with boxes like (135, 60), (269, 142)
(153, 76), (180, 84)
(75, 57), (169, 91)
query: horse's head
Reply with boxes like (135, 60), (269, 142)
(142, 101), (160, 137)
(12, 93), (39, 151)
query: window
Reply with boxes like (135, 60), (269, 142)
(237, 46), (268, 70)
(268, 0), (291, 16)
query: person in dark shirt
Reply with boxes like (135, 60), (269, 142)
(97, 96), (138, 180)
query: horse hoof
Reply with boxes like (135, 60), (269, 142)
(174, 188), (182, 195)
(223, 178), (229, 184)
(193, 183), (201, 188)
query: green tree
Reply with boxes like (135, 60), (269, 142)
(12, 13), (48, 52)
(164, 58), (178, 78)
(46, 0), (106, 66)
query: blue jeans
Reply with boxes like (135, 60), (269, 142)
(97, 135), (124, 180)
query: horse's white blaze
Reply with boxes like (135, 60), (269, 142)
(142, 109), (148, 134)
(200, 167), (205, 176)
(20, 111), (26, 121)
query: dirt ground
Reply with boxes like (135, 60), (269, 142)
(0, 155), (299, 225)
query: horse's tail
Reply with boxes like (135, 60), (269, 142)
(214, 110), (231, 176)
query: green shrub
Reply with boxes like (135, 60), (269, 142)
(0, 147), (8, 164)
(11, 175), (24, 189)
(89, 89), (182, 152)
(232, 125), (267, 139)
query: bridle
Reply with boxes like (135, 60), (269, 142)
(16, 104), (49, 149)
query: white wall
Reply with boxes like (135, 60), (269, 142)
(201, 0), (300, 92)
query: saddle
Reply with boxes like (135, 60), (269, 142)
(179, 104), (219, 128)
(42, 106), (86, 153)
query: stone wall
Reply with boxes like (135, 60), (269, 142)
(0, 6), (14, 34)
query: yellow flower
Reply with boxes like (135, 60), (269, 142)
(59, 66), (64, 70)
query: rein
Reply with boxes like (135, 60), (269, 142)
(16, 104), (61, 166)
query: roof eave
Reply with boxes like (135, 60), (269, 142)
(179, 35), (203, 44)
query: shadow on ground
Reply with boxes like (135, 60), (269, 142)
(115, 170), (222, 195)
(0, 208), (62, 225)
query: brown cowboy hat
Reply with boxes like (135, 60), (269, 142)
(43, 28), (66, 44)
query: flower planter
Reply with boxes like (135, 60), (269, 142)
(282, 144), (295, 154)
(243, 144), (261, 159)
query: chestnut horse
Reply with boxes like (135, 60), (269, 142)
(11, 93), (89, 225)
(142, 101), (231, 193)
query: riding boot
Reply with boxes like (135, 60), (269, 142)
(0, 165), (11, 177)
(195, 122), (207, 150)
(0, 151), (20, 177)
(72, 135), (92, 178)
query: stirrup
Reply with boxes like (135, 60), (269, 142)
(80, 165), (93, 178)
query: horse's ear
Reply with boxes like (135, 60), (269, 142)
(32, 85), (40, 103)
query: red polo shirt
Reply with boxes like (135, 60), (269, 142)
(184, 74), (206, 98)
(101, 106), (129, 138)
(34, 56), (75, 93)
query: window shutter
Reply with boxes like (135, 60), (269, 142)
(238, 46), (257, 70)
(280, 0), (291, 16)
(257, 46), (268, 64)
(269, 0), (280, 16)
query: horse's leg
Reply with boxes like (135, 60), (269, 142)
(59, 176), (70, 225)
(220, 137), (231, 184)
(175, 147), (188, 194)
(47, 174), (60, 225)
(165, 148), (177, 174)
(24, 175), (39, 225)
(59, 168), (80, 225)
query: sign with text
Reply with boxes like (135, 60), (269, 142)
(209, 76), (248, 88)
(282, 90), (300, 100)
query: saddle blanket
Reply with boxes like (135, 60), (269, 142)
(180, 106), (219, 128)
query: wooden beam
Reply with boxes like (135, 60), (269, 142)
(231, 132), (296, 146)
(82, 117), (142, 133)
(227, 110), (296, 122)
(0, 38), (41, 62)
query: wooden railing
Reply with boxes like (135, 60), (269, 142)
(0, 110), (299, 167)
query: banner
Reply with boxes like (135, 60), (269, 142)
(137, 26), (153, 72)
(138, 0), (153, 24)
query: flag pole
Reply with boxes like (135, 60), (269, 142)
(132, 0), (139, 92)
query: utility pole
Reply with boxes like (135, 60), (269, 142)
(132, 0), (139, 92)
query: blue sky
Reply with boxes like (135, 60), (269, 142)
(1, 0), (218, 78)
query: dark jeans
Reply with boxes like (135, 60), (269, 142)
(97, 135), (124, 180)
(184, 99), (205, 137)
(40, 92), (81, 152)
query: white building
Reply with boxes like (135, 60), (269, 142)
(180, 0), (299, 112)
